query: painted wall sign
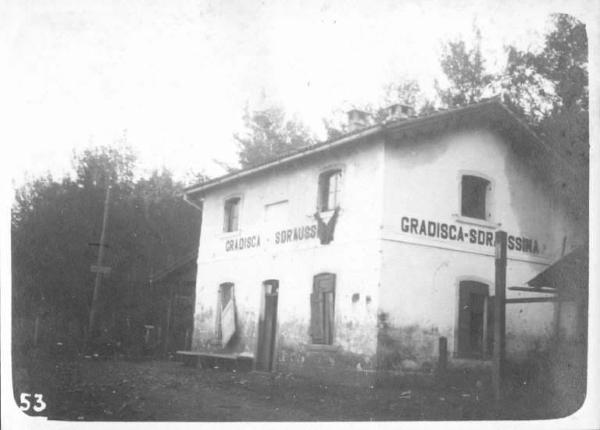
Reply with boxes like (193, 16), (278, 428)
(225, 235), (261, 252)
(225, 225), (319, 252)
(275, 225), (318, 244)
(400, 216), (541, 255)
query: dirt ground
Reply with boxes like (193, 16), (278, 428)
(11, 350), (579, 422)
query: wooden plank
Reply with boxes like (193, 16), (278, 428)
(310, 293), (325, 343)
(437, 337), (448, 378)
(255, 311), (266, 370)
(221, 300), (236, 346)
(505, 297), (560, 304)
(176, 351), (239, 359)
(508, 286), (557, 294)
(163, 284), (174, 354)
(263, 294), (278, 371)
(90, 265), (111, 275)
(457, 284), (471, 356)
(324, 291), (335, 344)
(482, 295), (489, 359)
(486, 296), (495, 357)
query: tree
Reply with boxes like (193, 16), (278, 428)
(436, 15), (588, 226)
(12, 146), (203, 355)
(502, 15), (587, 120)
(502, 14), (588, 168)
(501, 15), (588, 226)
(435, 28), (495, 108)
(235, 105), (316, 168)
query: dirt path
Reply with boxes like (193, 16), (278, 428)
(11, 354), (564, 422)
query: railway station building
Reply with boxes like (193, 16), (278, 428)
(182, 98), (585, 382)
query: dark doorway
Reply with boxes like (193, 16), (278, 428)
(457, 280), (492, 358)
(255, 280), (279, 371)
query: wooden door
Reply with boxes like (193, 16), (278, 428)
(311, 273), (335, 344)
(256, 281), (279, 371)
(457, 281), (488, 357)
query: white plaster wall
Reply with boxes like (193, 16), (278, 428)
(192, 137), (385, 359)
(190, 126), (580, 369)
(382, 129), (576, 259)
(379, 129), (579, 363)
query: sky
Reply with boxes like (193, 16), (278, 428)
(1, 0), (595, 186)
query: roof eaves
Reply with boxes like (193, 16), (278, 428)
(149, 252), (198, 284)
(494, 103), (578, 176)
(183, 97), (572, 197)
(184, 123), (383, 196)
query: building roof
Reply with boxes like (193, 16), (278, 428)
(149, 252), (198, 285)
(184, 97), (567, 198)
(527, 246), (588, 292)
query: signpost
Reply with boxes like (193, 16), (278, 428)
(493, 230), (507, 410)
(90, 265), (111, 275)
(87, 185), (111, 348)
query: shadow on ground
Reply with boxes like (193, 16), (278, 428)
(11, 349), (585, 422)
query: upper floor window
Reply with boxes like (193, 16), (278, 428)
(318, 169), (342, 212)
(223, 197), (240, 232)
(461, 175), (491, 220)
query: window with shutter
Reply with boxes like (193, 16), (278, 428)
(310, 273), (335, 344)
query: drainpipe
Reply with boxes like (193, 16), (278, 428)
(183, 193), (204, 212)
(183, 193), (204, 252)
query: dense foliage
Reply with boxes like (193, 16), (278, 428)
(12, 147), (203, 353)
(12, 13), (587, 357)
(436, 14), (588, 226)
(235, 105), (316, 168)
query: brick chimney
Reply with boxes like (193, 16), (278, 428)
(347, 109), (369, 132)
(385, 104), (415, 121)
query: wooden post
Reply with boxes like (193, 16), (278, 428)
(164, 283), (175, 355)
(87, 185), (111, 347)
(437, 336), (448, 382)
(33, 315), (40, 347)
(482, 296), (489, 359)
(493, 230), (507, 406)
(554, 299), (562, 342)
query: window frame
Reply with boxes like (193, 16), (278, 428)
(317, 166), (345, 213)
(222, 194), (243, 233)
(455, 171), (497, 228)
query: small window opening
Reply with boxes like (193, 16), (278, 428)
(318, 170), (342, 212)
(223, 197), (240, 232)
(461, 175), (490, 220)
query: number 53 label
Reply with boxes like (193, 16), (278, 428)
(18, 393), (46, 413)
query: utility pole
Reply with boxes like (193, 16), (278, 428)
(493, 230), (507, 409)
(87, 185), (112, 349)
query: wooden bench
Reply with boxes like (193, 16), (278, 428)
(176, 350), (254, 371)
